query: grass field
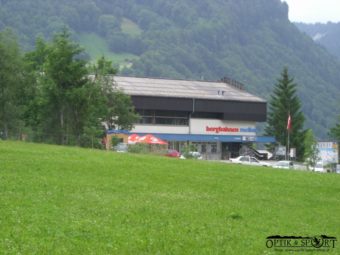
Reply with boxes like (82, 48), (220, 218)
(121, 18), (143, 36)
(78, 33), (138, 67)
(0, 141), (339, 254)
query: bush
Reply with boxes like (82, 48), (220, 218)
(181, 144), (197, 159)
(128, 143), (149, 154)
(111, 136), (121, 148)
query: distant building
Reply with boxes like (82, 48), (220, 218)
(108, 76), (275, 160)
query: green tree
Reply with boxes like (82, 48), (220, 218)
(91, 56), (139, 131)
(23, 37), (49, 140)
(26, 36), (138, 147)
(265, 68), (306, 160)
(329, 115), (340, 142)
(107, 90), (139, 130)
(45, 30), (90, 144)
(25, 30), (95, 145)
(304, 129), (320, 170)
(0, 30), (24, 139)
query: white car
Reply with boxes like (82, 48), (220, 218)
(113, 143), (128, 153)
(272, 160), (294, 169)
(314, 161), (326, 173)
(229, 156), (270, 167)
(180, 151), (203, 160)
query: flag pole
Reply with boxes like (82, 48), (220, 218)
(287, 128), (290, 160)
(286, 113), (291, 160)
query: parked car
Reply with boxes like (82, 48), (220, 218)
(229, 156), (270, 167)
(165, 149), (181, 158)
(180, 151), (203, 160)
(113, 143), (128, 153)
(314, 161), (326, 173)
(257, 150), (273, 160)
(272, 160), (294, 169)
(336, 164), (340, 174)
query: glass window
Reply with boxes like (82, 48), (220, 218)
(191, 112), (223, 119)
(211, 143), (217, 153)
(136, 109), (189, 126)
(250, 158), (259, 163)
(137, 116), (154, 124)
(240, 156), (248, 162)
(201, 144), (206, 153)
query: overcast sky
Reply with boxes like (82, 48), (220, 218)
(283, 0), (340, 23)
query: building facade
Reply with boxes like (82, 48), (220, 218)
(108, 76), (275, 159)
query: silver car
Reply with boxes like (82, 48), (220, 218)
(272, 160), (294, 169)
(230, 156), (270, 167)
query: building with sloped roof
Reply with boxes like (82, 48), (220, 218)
(108, 76), (275, 160)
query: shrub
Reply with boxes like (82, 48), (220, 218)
(128, 143), (149, 154)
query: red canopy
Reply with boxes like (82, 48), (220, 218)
(138, 134), (168, 145)
(128, 134), (140, 144)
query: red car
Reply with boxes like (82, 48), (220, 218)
(165, 149), (181, 158)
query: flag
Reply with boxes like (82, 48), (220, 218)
(287, 114), (292, 131)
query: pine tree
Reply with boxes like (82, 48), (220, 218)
(265, 67), (305, 160)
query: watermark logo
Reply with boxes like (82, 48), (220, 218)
(266, 235), (337, 252)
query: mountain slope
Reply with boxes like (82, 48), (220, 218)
(1, 0), (340, 137)
(295, 22), (340, 60)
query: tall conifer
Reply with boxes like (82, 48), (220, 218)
(265, 67), (306, 160)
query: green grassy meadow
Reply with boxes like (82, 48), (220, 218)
(0, 141), (339, 254)
(121, 18), (143, 36)
(78, 33), (138, 67)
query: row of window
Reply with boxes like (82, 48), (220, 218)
(136, 109), (189, 126)
(137, 116), (189, 126)
(168, 142), (219, 154)
(136, 109), (224, 126)
(136, 109), (189, 118)
(192, 142), (218, 154)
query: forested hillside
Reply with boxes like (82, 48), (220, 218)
(296, 22), (340, 60)
(1, 0), (340, 137)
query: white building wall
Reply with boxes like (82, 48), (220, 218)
(132, 125), (190, 134)
(133, 119), (257, 137)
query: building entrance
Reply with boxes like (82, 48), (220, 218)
(222, 142), (241, 159)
